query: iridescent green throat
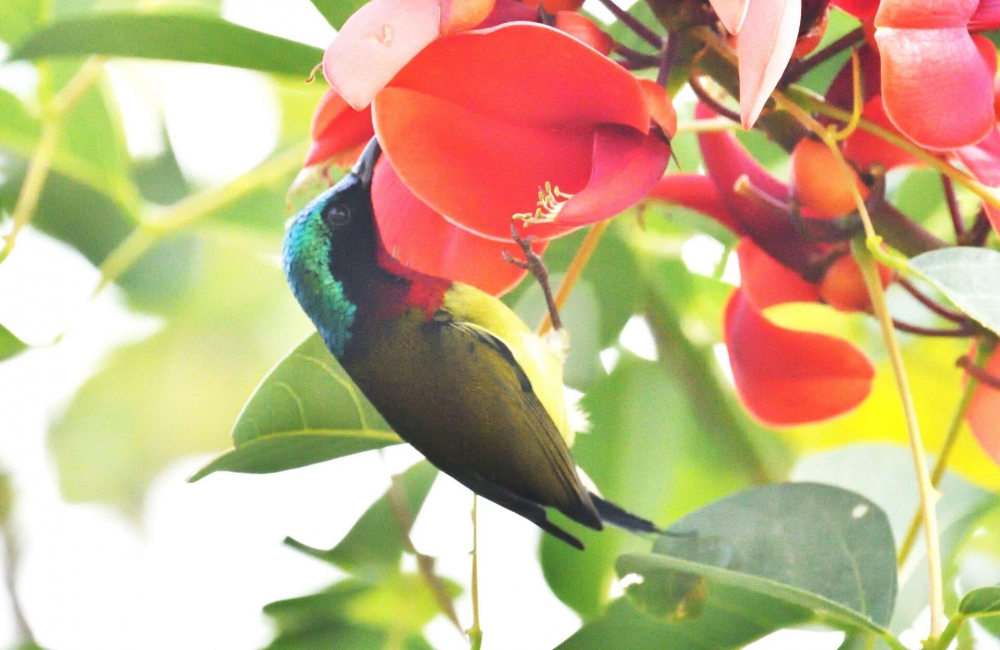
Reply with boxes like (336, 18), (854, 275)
(282, 185), (357, 359)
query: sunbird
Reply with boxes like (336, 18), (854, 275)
(283, 139), (659, 549)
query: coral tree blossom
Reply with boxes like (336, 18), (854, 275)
(313, 18), (673, 295)
(651, 105), (875, 425)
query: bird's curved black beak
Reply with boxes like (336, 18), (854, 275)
(353, 137), (382, 189)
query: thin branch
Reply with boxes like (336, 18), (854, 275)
(896, 277), (966, 323)
(958, 355), (1000, 390)
(594, 0), (663, 48)
(688, 73), (740, 124)
(891, 320), (975, 338)
(538, 221), (610, 336)
(783, 27), (865, 85)
(612, 42), (661, 68)
(941, 174), (965, 238)
(468, 495), (483, 650)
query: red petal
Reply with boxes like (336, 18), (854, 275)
(696, 103), (790, 232)
(966, 348), (1000, 465)
(875, 26), (995, 150)
(970, 0), (1000, 30)
(736, 0), (801, 128)
(874, 0), (977, 28)
(957, 126), (1000, 186)
(322, 0), (440, 110)
(557, 124), (672, 227)
(843, 96), (923, 170)
(736, 239), (820, 310)
(647, 174), (741, 232)
(724, 289), (875, 426)
(374, 23), (652, 240)
(371, 157), (539, 295)
(305, 89), (376, 166)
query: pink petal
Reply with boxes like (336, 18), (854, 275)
(875, 26), (995, 150)
(736, 239), (820, 310)
(874, 0), (977, 28)
(957, 127), (1000, 186)
(736, 0), (801, 128)
(322, 0), (440, 110)
(708, 0), (750, 34)
(970, 0), (1000, 30)
(557, 124), (672, 227)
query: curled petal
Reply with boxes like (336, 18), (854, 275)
(557, 124), (672, 227)
(374, 23), (653, 240)
(724, 289), (875, 426)
(709, 0), (750, 34)
(736, 239), (819, 310)
(440, 0), (496, 34)
(696, 103), (789, 232)
(371, 158), (538, 295)
(647, 174), (741, 232)
(966, 349), (1000, 465)
(555, 11), (613, 55)
(637, 78), (678, 137)
(875, 27), (995, 150)
(323, 0), (440, 110)
(736, 0), (801, 128)
(305, 89), (375, 166)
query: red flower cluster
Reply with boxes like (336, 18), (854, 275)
(300, 0), (1000, 465)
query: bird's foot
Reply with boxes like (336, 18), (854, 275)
(504, 224), (562, 331)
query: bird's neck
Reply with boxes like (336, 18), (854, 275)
(283, 182), (450, 359)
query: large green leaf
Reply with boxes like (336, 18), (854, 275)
(11, 13), (324, 77)
(307, 0), (368, 30)
(190, 333), (400, 481)
(909, 247), (1000, 336)
(285, 461), (438, 578)
(561, 483), (900, 650)
(959, 586), (1000, 617)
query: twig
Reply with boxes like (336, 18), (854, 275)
(687, 73), (741, 124)
(941, 175), (966, 238)
(467, 495), (483, 650)
(594, 0), (663, 48)
(896, 277), (966, 323)
(783, 27), (865, 85)
(891, 320), (975, 338)
(537, 221), (609, 336)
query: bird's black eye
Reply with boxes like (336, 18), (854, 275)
(323, 203), (351, 227)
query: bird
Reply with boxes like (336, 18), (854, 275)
(282, 138), (660, 549)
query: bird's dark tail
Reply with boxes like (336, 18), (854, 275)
(589, 493), (662, 535)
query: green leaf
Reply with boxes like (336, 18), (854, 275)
(563, 483), (900, 650)
(0, 325), (28, 363)
(960, 586), (1000, 617)
(190, 333), (400, 481)
(285, 461), (437, 577)
(307, 0), (368, 30)
(909, 247), (1000, 336)
(646, 483), (897, 627)
(263, 575), (453, 650)
(12, 13), (324, 78)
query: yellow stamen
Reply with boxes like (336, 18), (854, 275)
(513, 182), (574, 225)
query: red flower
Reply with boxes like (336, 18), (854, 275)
(650, 105), (876, 425)
(372, 23), (672, 243)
